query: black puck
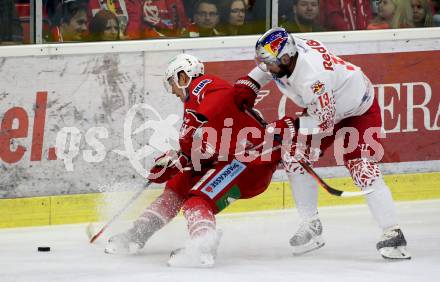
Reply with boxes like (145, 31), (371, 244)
(37, 246), (50, 252)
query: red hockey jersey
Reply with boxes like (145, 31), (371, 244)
(321, 0), (372, 31)
(179, 75), (267, 165)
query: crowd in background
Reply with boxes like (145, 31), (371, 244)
(279, 0), (440, 32)
(1, 0), (440, 44)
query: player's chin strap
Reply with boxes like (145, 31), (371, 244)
(245, 107), (373, 198)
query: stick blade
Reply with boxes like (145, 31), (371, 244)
(86, 222), (104, 244)
(90, 229), (104, 244)
(340, 189), (374, 198)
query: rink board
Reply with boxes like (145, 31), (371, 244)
(1, 171), (439, 228)
(0, 47), (439, 199)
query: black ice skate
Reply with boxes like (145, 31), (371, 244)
(376, 226), (411, 260)
(290, 213), (325, 255)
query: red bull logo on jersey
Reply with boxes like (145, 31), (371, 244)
(311, 81), (325, 96)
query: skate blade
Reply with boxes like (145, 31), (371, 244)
(104, 246), (118, 255)
(168, 250), (215, 268)
(379, 246), (411, 260)
(292, 236), (325, 256)
(167, 259), (214, 268)
(104, 243), (140, 255)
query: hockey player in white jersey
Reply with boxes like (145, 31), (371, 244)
(243, 27), (410, 259)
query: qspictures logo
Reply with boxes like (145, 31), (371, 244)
(2, 83), (438, 178)
(0, 92), (181, 178)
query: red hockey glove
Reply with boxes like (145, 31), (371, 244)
(233, 76), (260, 110)
(266, 116), (297, 145)
(147, 150), (191, 183)
(268, 117), (322, 173)
(265, 116), (301, 168)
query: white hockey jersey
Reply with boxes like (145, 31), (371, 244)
(253, 36), (374, 134)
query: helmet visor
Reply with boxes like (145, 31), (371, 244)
(256, 52), (284, 74)
(255, 41), (281, 71)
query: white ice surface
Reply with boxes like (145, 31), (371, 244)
(1, 200), (439, 282)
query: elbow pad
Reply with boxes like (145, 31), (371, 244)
(248, 66), (272, 87)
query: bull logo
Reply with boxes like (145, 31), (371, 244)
(311, 81), (325, 96)
(264, 36), (285, 57)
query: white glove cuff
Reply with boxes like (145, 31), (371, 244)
(299, 116), (322, 135)
(248, 66), (272, 87)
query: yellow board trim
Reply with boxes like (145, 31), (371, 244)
(1, 172), (439, 228)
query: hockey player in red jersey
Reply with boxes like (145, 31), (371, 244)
(243, 27), (411, 260)
(104, 54), (293, 267)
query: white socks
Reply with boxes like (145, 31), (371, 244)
(288, 171), (398, 231)
(364, 177), (398, 230)
(288, 172), (319, 220)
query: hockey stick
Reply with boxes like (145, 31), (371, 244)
(88, 181), (152, 243)
(295, 159), (372, 197)
(245, 107), (372, 198)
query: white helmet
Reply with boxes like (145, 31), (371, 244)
(164, 54), (205, 93)
(255, 27), (297, 70)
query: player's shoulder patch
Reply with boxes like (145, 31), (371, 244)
(310, 80), (325, 96)
(192, 79), (212, 97)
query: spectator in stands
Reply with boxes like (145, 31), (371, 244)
(48, 0), (88, 42)
(367, 0), (413, 29)
(243, 0), (266, 33)
(218, 0), (253, 35)
(188, 0), (222, 37)
(88, 0), (128, 33)
(320, 0), (372, 31)
(124, 0), (189, 39)
(411, 0), (434, 27)
(281, 0), (324, 33)
(0, 0), (23, 44)
(89, 9), (120, 41)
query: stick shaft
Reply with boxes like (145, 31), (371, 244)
(89, 181), (152, 243)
